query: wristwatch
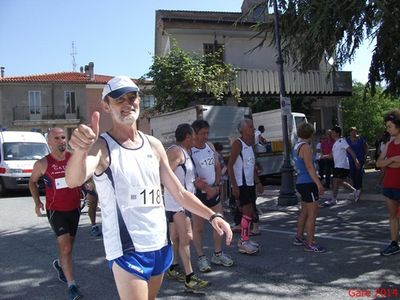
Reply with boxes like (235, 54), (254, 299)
(209, 212), (224, 223)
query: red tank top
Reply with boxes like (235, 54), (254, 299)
(383, 140), (400, 189)
(44, 152), (81, 211)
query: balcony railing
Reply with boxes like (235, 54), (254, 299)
(13, 106), (80, 122)
(231, 69), (352, 95)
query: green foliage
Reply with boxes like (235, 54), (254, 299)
(247, 0), (400, 96)
(145, 46), (239, 112)
(341, 82), (400, 144)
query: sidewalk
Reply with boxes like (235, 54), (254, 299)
(256, 169), (384, 213)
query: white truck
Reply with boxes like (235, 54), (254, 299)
(252, 109), (308, 176)
(0, 131), (49, 196)
(150, 105), (251, 156)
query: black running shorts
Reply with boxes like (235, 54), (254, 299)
(47, 209), (80, 237)
(296, 182), (319, 203)
(333, 167), (350, 179)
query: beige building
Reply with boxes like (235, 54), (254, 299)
(155, 0), (352, 132)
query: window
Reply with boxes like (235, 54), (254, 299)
(65, 91), (76, 114)
(28, 91), (41, 114)
(141, 94), (156, 109)
(203, 43), (224, 63)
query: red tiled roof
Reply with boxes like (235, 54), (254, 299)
(0, 72), (114, 84)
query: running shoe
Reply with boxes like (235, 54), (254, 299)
(197, 256), (212, 273)
(323, 198), (337, 206)
(238, 239), (259, 254)
(293, 236), (306, 246)
(304, 242), (327, 253)
(185, 275), (209, 291)
(68, 284), (83, 300)
(380, 241), (400, 256)
(166, 267), (186, 282)
(52, 259), (67, 283)
(90, 225), (102, 237)
(211, 252), (234, 267)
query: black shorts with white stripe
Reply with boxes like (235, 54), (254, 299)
(296, 182), (319, 203)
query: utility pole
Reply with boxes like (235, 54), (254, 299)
(272, 0), (298, 206)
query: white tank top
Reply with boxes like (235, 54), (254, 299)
(94, 131), (168, 260)
(233, 138), (255, 186)
(164, 145), (196, 212)
(191, 143), (216, 186)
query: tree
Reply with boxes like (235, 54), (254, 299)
(248, 0), (400, 96)
(341, 82), (400, 144)
(145, 45), (239, 112)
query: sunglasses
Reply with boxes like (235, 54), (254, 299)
(111, 92), (139, 104)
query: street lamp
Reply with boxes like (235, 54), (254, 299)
(271, 0), (298, 206)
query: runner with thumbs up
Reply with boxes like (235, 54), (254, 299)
(65, 75), (232, 300)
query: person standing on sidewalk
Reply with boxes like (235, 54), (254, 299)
(319, 130), (335, 189)
(292, 123), (326, 253)
(346, 127), (368, 200)
(228, 118), (264, 255)
(29, 128), (83, 300)
(324, 126), (360, 206)
(191, 120), (234, 273)
(65, 76), (232, 300)
(376, 109), (400, 256)
(164, 123), (209, 290)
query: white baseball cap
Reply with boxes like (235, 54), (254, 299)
(102, 75), (139, 100)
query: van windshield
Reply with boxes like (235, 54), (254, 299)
(3, 142), (49, 161)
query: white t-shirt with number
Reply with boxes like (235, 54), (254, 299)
(191, 143), (216, 186)
(94, 131), (168, 260)
(332, 137), (350, 169)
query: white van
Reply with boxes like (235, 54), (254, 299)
(0, 131), (49, 196)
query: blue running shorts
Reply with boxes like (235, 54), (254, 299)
(109, 244), (173, 281)
(383, 188), (400, 201)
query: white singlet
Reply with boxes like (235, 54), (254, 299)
(191, 143), (216, 186)
(233, 138), (255, 186)
(332, 137), (350, 169)
(164, 145), (196, 212)
(94, 131), (168, 260)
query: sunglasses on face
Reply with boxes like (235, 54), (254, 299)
(111, 92), (138, 104)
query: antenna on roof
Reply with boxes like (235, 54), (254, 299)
(71, 41), (77, 72)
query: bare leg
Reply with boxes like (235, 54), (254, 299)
(57, 234), (75, 283)
(386, 198), (400, 241)
(296, 202), (307, 238)
(173, 212), (193, 275)
(211, 202), (223, 253)
(87, 193), (98, 226)
(192, 214), (205, 257)
(112, 262), (163, 300)
(304, 202), (319, 244)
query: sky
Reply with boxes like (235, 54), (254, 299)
(0, 0), (372, 83)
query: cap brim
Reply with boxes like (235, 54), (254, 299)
(107, 86), (139, 99)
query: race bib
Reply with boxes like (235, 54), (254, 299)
(55, 177), (68, 189)
(199, 157), (214, 168)
(129, 186), (163, 208)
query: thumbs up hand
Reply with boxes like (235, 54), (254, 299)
(69, 111), (100, 152)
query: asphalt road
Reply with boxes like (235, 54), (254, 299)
(1, 170), (399, 300)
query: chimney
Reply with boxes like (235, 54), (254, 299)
(84, 65), (89, 78)
(88, 62), (95, 80)
(0, 67), (4, 78)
